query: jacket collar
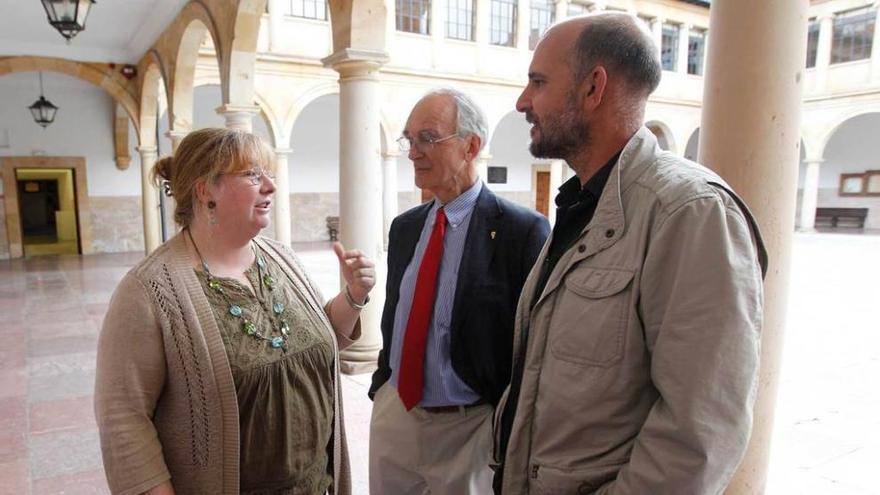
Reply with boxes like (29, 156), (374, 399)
(527, 127), (658, 311)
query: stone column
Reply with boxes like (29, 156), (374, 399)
(274, 148), (293, 245)
(816, 14), (833, 92)
(430, 0), (444, 63)
(322, 48), (389, 374)
(798, 158), (823, 231)
(216, 104), (260, 132)
(697, 0), (807, 493)
(651, 18), (665, 59)
(137, 146), (162, 254)
(677, 23), (691, 74)
(267, 0), (284, 53)
(382, 152), (399, 250)
(517, 0), (531, 50)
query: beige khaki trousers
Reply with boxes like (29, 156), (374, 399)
(369, 383), (494, 495)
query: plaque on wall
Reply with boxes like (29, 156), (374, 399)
(866, 170), (880, 196)
(839, 173), (865, 196)
(487, 166), (507, 184)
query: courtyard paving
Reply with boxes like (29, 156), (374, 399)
(0, 232), (876, 494)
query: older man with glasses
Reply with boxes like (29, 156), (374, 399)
(368, 88), (550, 494)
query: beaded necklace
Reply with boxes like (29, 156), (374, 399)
(187, 229), (290, 349)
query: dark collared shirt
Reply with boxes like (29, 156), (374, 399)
(531, 154), (618, 307)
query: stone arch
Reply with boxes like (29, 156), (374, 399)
(327, 0), (388, 53)
(139, 51), (172, 149)
(226, 0), (268, 106)
(646, 120), (677, 154)
(170, 17), (222, 134)
(0, 56), (139, 137)
(282, 83), (340, 141)
(817, 108), (880, 161)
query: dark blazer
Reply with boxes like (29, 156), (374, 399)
(369, 185), (550, 406)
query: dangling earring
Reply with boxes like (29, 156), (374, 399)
(207, 200), (217, 226)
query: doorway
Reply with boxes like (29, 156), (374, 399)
(15, 169), (80, 256)
(535, 171), (551, 218)
(1, 156), (93, 259)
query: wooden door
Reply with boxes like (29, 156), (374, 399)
(535, 171), (550, 218)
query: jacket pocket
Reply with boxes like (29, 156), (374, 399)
(549, 267), (634, 367)
(529, 463), (620, 495)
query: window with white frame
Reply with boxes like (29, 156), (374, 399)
(529, 0), (555, 49)
(831, 6), (875, 64)
(661, 23), (680, 71)
(687, 28), (706, 75)
(446, 0), (475, 41)
(286, 0), (327, 20)
(806, 18), (820, 68)
(490, 0), (517, 47)
(397, 0), (431, 35)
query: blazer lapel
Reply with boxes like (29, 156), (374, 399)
(450, 186), (501, 331)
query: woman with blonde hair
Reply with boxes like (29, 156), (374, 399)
(95, 127), (373, 495)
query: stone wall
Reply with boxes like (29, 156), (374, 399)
(291, 192), (338, 242)
(89, 196), (144, 253)
(0, 195), (8, 260)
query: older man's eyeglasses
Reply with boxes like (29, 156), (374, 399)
(397, 132), (460, 153)
(230, 167), (275, 186)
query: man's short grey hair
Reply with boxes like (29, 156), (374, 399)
(422, 88), (488, 151)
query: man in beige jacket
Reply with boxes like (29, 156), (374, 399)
(493, 13), (768, 494)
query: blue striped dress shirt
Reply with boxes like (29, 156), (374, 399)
(389, 180), (483, 407)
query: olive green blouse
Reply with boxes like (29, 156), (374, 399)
(196, 245), (335, 495)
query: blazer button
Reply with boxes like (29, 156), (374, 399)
(577, 244), (586, 253)
(605, 228), (615, 238)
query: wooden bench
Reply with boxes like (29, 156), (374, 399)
(326, 216), (340, 241)
(814, 207), (868, 229)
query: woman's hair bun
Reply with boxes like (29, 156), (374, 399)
(152, 155), (175, 186)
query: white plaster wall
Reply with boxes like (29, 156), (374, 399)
(288, 94), (339, 193)
(0, 71), (141, 197)
(488, 111), (539, 192)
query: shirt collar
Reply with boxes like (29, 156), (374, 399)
(431, 180), (482, 228)
(555, 152), (620, 209)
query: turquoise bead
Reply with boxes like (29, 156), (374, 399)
(229, 305), (242, 317)
(271, 336), (284, 348)
(273, 302), (284, 314)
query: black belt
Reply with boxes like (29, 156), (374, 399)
(418, 399), (487, 414)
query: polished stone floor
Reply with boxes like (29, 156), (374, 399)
(0, 233), (877, 494)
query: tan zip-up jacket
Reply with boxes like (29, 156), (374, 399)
(94, 234), (357, 495)
(495, 127), (767, 494)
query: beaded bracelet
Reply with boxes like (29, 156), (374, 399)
(344, 285), (369, 310)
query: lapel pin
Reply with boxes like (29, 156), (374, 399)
(490, 231), (496, 240)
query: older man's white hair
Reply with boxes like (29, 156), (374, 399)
(421, 88), (489, 151)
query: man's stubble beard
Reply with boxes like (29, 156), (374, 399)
(529, 90), (590, 161)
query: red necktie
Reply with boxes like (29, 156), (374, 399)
(398, 207), (447, 410)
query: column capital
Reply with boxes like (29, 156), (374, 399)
(322, 48), (389, 77)
(216, 104), (260, 131)
(274, 147), (294, 157)
(165, 129), (188, 139)
(382, 151), (400, 159)
(136, 145), (158, 156)
(803, 157), (825, 165)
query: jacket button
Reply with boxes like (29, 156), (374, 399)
(605, 228), (615, 238)
(577, 244), (586, 253)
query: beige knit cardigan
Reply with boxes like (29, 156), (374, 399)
(94, 233), (357, 495)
